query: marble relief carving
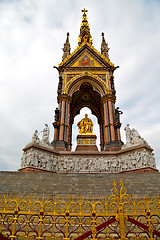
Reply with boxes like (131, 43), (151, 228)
(21, 124), (156, 173)
(21, 147), (156, 173)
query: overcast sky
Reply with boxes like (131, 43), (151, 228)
(0, 0), (160, 171)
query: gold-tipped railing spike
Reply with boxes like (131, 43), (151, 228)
(108, 178), (132, 211)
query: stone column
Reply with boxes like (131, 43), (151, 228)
(59, 100), (66, 141)
(103, 102), (109, 143)
(108, 100), (115, 141)
(69, 123), (73, 150)
(54, 128), (58, 141)
(63, 102), (67, 142)
(66, 102), (70, 143)
(99, 122), (104, 151)
(117, 127), (121, 141)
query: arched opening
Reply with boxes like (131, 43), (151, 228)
(70, 82), (103, 121)
(67, 75), (107, 97)
(72, 107), (100, 151)
(69, 81), (104, 151)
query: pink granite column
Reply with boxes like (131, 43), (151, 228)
(108, 100), (115, 141)
(103, 102), (109, 143)
(99, 123), (103, 151)
(59, 100), (66, 141)
(117, 127), (121, 141)
(69, 123), (73, 150)
(65, 102), (70, 142)
(54, 128), (58, 141)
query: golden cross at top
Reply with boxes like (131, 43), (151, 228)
(82, 8), (88, 14)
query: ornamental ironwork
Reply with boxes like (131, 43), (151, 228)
(0, 179), (160, 239)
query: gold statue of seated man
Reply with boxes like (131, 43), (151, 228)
(77, 114), (94, 134)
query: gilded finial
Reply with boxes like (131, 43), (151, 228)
(82, 8), (88, 15)
(78, 9), (93, 46)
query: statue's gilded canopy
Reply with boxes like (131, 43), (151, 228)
(56, 9), (118, 120)
(52, 9), (123, 151)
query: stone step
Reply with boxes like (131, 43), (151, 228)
(0, 172), (159, 198)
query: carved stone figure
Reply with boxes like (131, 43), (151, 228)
(58, 76), (63, 93)
(41, 124), (50, 145)
(110, 76), (115, 90)
(115, 107), (123, 122)
(123, 124), (150, 149)
(132, 129), (148, 145)
(32, 130), (40, 143)
(124, 124), (133, 146)
(54, 108), (60, 122)
(77, 114), (93, 134)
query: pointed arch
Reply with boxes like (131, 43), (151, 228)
(66, 73), (109, 97)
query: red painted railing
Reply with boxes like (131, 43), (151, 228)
(74, 216), (116, 240)
(128, 216), (160, 237)
(0, 233), (9, 240)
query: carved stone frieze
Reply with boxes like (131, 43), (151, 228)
(21, 143), (156, 173)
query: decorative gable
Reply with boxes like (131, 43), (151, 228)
(71, 52), (102, 67)
(59, 43), (114, 68)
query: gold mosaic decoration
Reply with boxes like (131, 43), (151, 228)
(71, 53), (101, 68)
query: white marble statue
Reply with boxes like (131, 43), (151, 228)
(25, 124), (51, 148)
(41, 124), (50, 145)
(123, 124), (149, 149)
(32, 130), (40, 143)
(124, 124), (133, 146)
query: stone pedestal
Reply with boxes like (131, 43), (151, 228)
(19, 142), (157, 173)
(75, 134), (98, 151)
(104, 140), (124, 151)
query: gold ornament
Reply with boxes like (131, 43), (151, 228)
(77, 114), (94, 134)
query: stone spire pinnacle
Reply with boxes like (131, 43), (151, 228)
(78, 9), (93, 45)
(101, 32), (110, 60)
(62, 32), (71, 60)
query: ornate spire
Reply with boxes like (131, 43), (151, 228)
(78, 9), (93, 45)
(62, 32), (71, 60)
(101, 32), (110, 60)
